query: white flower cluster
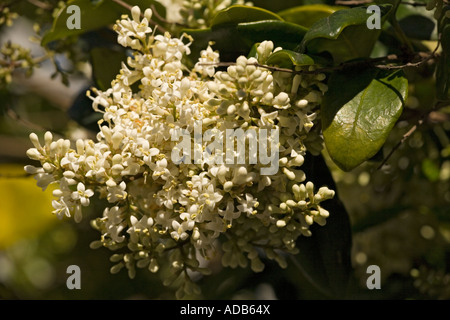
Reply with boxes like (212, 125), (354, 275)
(25, 6), (334, 298)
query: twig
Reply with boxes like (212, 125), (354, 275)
(5, 104), (51, 132)
(26, 0), (52, 10)
(399, 1), (427, 6)
(335, 0), (427, 6)
(375, 37), (440, 70)
(197, 54), (400, 75)
(377, 119), (424, 170)
(335, 0), (372, 5)
(376, 101), (449, 170)
(111, 0), (167, 33)
(150, 4), (188, 28)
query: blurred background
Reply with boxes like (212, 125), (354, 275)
(1, 0), (449, 300)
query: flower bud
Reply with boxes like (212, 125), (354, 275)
(29, 133), (41, 150)
(223, 181), (233, 192)
(26, 148), (42, 160)
(44, 131), (53, 147)
(111, 131), (124, 149)
(131, 6), (141, 22)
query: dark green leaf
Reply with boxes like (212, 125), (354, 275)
(277, 4), (343, 28)
(251, 0), (306, 13)
(266, 49), (315, 68)
(184, 26), (249, 62)
(236, 20), (308, 50)
(90, 47), (127, 91)
(291, 153), (353, 298)
(397, 15), (436, 40)
(210, 5), (282, 27)
(185, 20), (307, 62)
(322, 68), (408, 171)
(42, 0), (166, 45)
(352, 205), (406, 233)
(299, 5), (393, 64)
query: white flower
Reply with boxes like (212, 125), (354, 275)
(237, 193), (259, 216)
(52, 199), (70, 220)
(72, 182), (94, 206)
(195, 45), (220, 77)
(107, 181), (127, 203)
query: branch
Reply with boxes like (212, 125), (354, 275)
(150, 4), (188, 28)
(197, 54), (400, 75)
(375, 37), (440, 70)
(335, 0), (428, 5)
(335, 0), (372, 5)
(26, 0), (52, 10)
(377, 101), (450, 170)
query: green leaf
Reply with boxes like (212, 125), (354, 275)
(184, 20), (307, 63)
(352, 205), (406, 233)
(184, 26), (248, 63)
(322, 68), (408, 171)
(236, 20), (308, 50)
(90, 47), (127, 91)
(41, 0), (166, 46)
(299, 5), (393, 64)
(291, 153), (353, 298)
(397, 15), (436, 40)
(266, 49), (315, 68)
(277, 4), (344, 28)
(210, 5), (282, 27)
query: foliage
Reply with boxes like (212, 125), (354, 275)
(0, 0), (449, 300)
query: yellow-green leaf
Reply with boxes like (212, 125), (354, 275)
(278, 4), (344, 28)
(322, 68), (408, 171)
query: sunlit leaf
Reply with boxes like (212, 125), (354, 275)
(278, 4), (344, 28)
(322, 68), (408, 171)
(210, 4), (282, 27)
(266, 49), (315, 68)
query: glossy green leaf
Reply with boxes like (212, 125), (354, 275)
(266, 49), (315, 68)
(291, 153), (353, 298)
(210, 5), (282, 27)
(299, 5), (393, 64)
(278, 4), (344, 28)
(322, 68), (408, 171)
(42, 0), (166, 45)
